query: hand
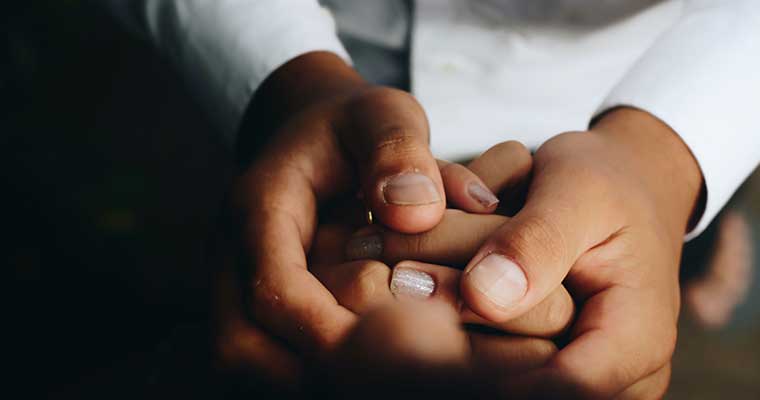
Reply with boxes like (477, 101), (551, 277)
(309, 213), (575, 339)
(361, 108), (703, 398)
(323, 301), (562, 399)
(308, 211), (574, 398)
(212, 135), (560, 392)
(313, 141), (572, 337)
(213, 51), (466, 388)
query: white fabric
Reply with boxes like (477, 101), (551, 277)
(107, 0), (351, 143)
(107, 0), (760, 238)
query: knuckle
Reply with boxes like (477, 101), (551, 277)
(402, 231), (432, 259)
(492, 140), (532, 169)
(351, 261), (391, 309)
(495, 214), (568, 266)
(373, 128), (426, 158)
(493, 140), (530, 158)
(543, 290), (575, 335)
(415, 231), (433, 255)
(527, 338), (559, 361)
(249, 275), (297, 321)
(251, 278), (281, 310)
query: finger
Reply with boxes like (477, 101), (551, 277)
(390, 261), (574, 338)
(469, 334), (557, 377)
(309, 224), (356, 267)
(460, 145), (624, 322)
(437, 160), (500, 213)
(212, 243), (301, 388)
(616, 364), (671, 400)
(527, 268), (678, 399)
(501, 223), (680, 399)
(339, 88), (445, 234)
(326, 301), (472, 399)
(466, 140), (532, 214)
(312, 232), (574, 339)
(462, 284), (575, 339)
(346, 209), (507, 266)
(311, 260), (395, 314)
(239, 164), (356, 353)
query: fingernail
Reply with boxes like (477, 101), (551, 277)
(345, 234), (383, 260)
(383, 173), (441, 205)
(467, 182), (499, 208)
(467, 254), (527, 308)
(390, 267), (435, 299)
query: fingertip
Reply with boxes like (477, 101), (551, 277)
(363, 168), (446, 233)
(460, 275), (514, 323)
(380, 171), (443, 206)
(460, 253), (528, 322)
(440, 162), (499, 214)
(372, 200), (445, 234)
(466, 181), (500, 210)
(391, 261), (462, 308)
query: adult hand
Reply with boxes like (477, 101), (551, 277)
(213, 50), (480, 388)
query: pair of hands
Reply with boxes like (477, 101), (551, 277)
(213, 52), (704, 398)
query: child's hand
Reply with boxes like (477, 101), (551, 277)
(354, 108), (703, 398)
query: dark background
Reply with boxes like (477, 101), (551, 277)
(4, 2), (231, 398)
(3, 2), (759, 399)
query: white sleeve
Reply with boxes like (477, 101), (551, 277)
(594, 0), (760, 240)
(105, 0), (351, 144)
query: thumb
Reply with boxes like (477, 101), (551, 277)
(338, 87), (444, 233)
(460, 155), (623, 322)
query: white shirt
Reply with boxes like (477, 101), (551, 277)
(107, 0), (760, 239)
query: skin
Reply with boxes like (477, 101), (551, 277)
(464, 108), (703, 399)
(358, 109), (702, 398)
(212, 51), (480, 392)
(224, 51), (446, 362)
(212, 143), (571, 393)
(215, 48), (704, 398)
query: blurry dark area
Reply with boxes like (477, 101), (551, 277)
(3, 2), (231, 398)
(3, 2), (759, 399)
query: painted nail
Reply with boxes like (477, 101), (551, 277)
(390, 267), (435, 299)
(467, 254), (527, 308)
(345, 234), (383, 260)
(383, 173), (441, 205)
(467, 182), (499, 208)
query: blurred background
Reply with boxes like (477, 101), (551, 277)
(3, 2), (758, 399)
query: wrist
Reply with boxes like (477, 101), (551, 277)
(591, 107), (705, 235)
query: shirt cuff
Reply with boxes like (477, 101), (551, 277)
(594, 0), (760, 241)
(143, 0), (351, 144)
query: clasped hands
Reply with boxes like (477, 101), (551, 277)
(212, 53), (703, 399)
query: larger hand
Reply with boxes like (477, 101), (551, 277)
(214, 51), (451, 383)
